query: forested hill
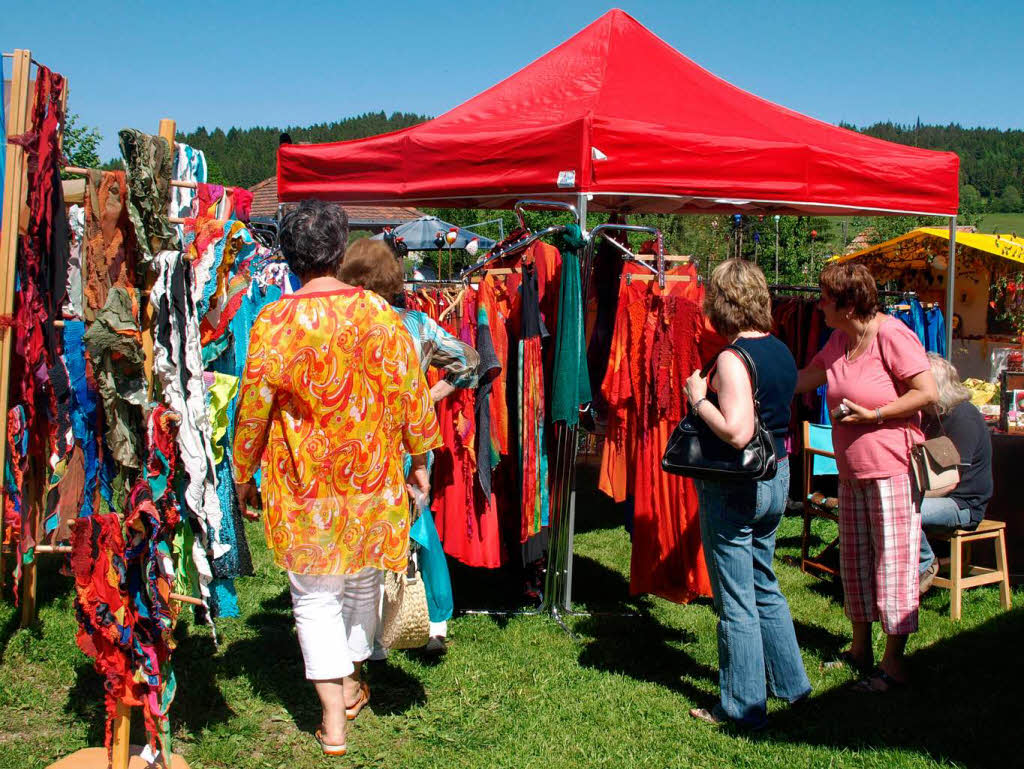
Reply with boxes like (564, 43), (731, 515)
(856, 122), (1024, 211)
(178, 116), (1024, 212)
(176, 111), (429, 189)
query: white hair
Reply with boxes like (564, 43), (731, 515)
(927, 352), (970, 416)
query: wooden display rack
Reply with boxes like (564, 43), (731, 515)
(2, 48), (191, 769)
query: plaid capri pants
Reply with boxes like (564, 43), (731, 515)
(838, 474), (921, 635)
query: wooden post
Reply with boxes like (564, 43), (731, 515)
(0, 50), (33, 595)
(111, 701), (132, 769)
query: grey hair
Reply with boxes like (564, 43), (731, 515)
(927, 352), (970, 416)
(278, 199), (349, 280)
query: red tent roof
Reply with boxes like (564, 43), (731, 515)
(278, 9), (959, 217)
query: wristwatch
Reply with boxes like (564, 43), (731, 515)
(875, 408), (884, 424)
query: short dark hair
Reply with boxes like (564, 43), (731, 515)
(278, 200), (349, 280)
(819, 263), (879, 320)
(340, 239), (404, 302)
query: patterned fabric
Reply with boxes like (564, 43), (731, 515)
(118, 128), (177, 264)
(83, 287), (147, 469)
(233, 289), (443, 575)
(838, 474), (921, 635)
(150, 250), (222, 604)
(64, 205), (86, 319)
(170, 143), (207, 243)
(518, 265), (549, 540)
(82, 170), (135, 322)
(398, 308), (480, 389)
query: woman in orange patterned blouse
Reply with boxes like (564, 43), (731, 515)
(232, 200), (442, 756)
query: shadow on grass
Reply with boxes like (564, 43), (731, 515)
(64, 621), (233, 747)
(219, 588), (426, 733)
(570, 554), (718, 704)
(0, 557), (71, 661)
(757, 608), (1024, 769)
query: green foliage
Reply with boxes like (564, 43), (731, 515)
(1000, 185), (1023, 213)
(857, 122), (1024, 212)
(960, 184), (982, 212)
(60, 113), (102, 176)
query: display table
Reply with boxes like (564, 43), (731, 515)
(987, 431), (1024, 582)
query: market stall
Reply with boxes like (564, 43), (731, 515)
(833, 227), (1024, 379)
(276, 8), (961, 611)
(834, 227), (1024, 579)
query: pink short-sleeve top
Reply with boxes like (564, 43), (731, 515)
(810, 315), (929, 480)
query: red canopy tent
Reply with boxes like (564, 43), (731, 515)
(277, 8), (958, 217)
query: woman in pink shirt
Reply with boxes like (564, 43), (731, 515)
(796, 264), (936, 692)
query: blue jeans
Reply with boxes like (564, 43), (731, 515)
(695, 459), (811, 726)
(919, 496), (972, 573)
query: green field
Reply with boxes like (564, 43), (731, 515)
(976, 213), (1024, 234)
(2, 465), (1020, 768)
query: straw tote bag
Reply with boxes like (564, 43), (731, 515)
(378, 560), (430, 650)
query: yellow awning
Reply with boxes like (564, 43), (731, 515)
(831, 228), (1024, 280)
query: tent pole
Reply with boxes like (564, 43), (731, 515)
(946, 216), (956, 360)
(561, 192), (588, 611)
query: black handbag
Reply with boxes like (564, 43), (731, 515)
(661, 344), (778, 482)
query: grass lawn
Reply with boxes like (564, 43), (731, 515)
(2, 461), (1020, 769)
(976, 213), (1024, 235)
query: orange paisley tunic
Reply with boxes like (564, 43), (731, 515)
(232, 287), (443, 575)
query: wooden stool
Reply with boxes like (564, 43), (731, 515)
(930, 519), (1013, 620)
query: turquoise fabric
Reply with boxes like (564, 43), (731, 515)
(551, 224), (591, 424)
(410, 506), (454, 623)
(807, 423), (838, 477)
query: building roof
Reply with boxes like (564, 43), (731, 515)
(249, 177), (424, 228)
(832, 227), (1021, 280)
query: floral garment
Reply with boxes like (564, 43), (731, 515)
(233, 288), (442, 575)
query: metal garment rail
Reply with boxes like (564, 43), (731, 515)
(542, 220), (663, 617)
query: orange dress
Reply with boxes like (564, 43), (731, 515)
(599, 263), (712, 603)
(232, 287), (443, 575)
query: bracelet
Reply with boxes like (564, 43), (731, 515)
(875, 407), (884, 424)
(692, 397), (708, 414)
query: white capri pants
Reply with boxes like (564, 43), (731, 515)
(288, 567), (382, 680)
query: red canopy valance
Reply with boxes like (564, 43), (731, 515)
(278, 9), (958, 217)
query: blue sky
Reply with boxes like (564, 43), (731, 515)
(3, 1), (1022, 161)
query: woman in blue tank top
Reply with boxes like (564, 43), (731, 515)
(684, 258), (810, 729)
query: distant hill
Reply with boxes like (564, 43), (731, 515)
(176, 111), (430, 190)
(856, 122), (1024, 212)
(176, 115), (1024, 213)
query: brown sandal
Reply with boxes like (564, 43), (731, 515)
(345, 681), (370, 721)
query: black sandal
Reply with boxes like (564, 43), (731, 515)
(853, 667), (908, 694)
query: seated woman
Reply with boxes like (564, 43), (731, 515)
(340, 238), (480, 653)
(918, 353), (993, 594)
(233, 200), (441, 756)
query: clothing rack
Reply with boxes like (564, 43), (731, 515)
(62, 165), (246, 226)
(1, 53), (193, 766)
(542, 221), (665, 616)
(769, 284), (916, 299)
(459, 223), (572, 281)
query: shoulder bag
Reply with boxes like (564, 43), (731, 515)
(910, 412), (961, 494)
(661, 344), (778, 482)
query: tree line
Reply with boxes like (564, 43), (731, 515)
(76, 114), (1022, 213)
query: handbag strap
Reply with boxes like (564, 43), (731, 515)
(705, 343), (763, 412)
